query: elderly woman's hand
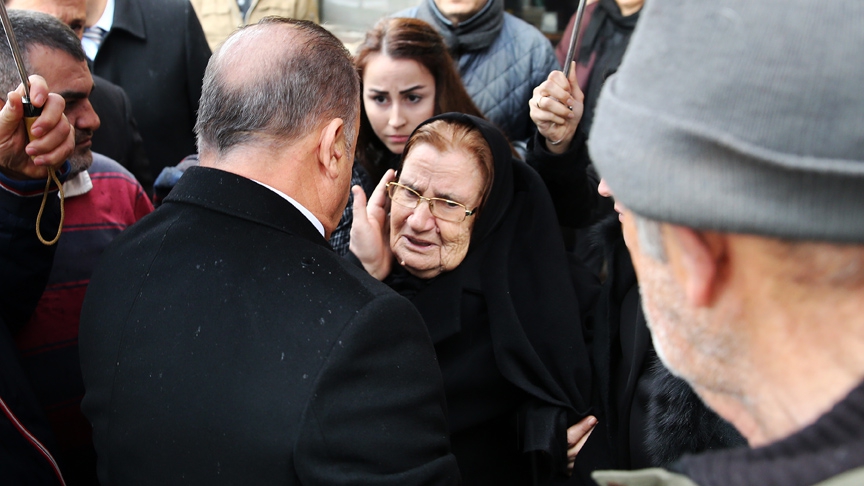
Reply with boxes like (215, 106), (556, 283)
(566, 415), (597, 474)
(349, 169), (396, 280)
(529, 64), (584, 155)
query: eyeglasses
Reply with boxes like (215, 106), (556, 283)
(386, 182), (476, 223)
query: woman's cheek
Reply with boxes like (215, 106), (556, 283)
(439, 225), (472, 272)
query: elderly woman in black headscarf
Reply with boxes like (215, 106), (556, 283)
(350, 113), (598, 485)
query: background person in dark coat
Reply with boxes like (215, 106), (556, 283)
(350, 113), (597, 485)
(0, 76), (76, 485)
(527, 61), (744, 475)
(78, 18), (459, 485)
(7, 0), (154, 198)
(398, 0), (559, 153)
(83, 0), (210, 181)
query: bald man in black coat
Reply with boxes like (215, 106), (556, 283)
(79, 18), (459, 485)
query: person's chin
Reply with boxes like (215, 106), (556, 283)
(394, 247), (439, 279)
(69, 152), (94, 175)
(385, 141), (407, 154)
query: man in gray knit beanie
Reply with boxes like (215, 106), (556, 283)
(584, 0), (864, 485)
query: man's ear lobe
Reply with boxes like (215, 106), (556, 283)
(317, 118), (345, 178)
(668, 226), (727, 307)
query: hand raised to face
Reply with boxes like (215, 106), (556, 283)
(350, 169), (396, 280)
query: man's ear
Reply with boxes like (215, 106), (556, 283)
(666, 225), (728, 307)
(316, 118), (346, 179)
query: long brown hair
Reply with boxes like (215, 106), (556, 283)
(354, 17), (485, 183)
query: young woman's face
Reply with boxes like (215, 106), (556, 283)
(362, 54), (436, 154)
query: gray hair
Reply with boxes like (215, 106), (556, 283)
(0, 10), (85, 97)
(633, 212), (668, 263)
(195, 17), (360, 156)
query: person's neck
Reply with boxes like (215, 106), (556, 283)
(703, 293), (864, 447)
(87, 0), (109, 26)
(615, 0), (643, 17)
(199, 141), (336, 236)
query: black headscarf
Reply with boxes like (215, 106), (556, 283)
(390, 113), (595, 480)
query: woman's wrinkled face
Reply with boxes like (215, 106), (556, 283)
(362, 54), (436, 155)
(390, 143), (485, 279)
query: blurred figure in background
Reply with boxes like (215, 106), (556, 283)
(397, 0), (559, 154)
(191, 0), (319, 50)
(7, 0), (153, 192)
(83, 0), (210, 182)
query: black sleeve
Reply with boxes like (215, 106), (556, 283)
(89, 77), (153, 193)
(119, 89), (154, 195)
(526, 129), (600, 229)
(295, 293), (460, 485)
(0, 167), (67, 333)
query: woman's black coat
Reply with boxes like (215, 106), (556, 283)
(382, 114), (597, 485)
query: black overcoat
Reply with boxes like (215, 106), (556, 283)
(90, 0), (211, 179)
(382, 114), (596, 485)
(78, 167), (460, 485)
(89, 75), (152, 192)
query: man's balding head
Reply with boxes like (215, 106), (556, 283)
(195, 18), (360, 158)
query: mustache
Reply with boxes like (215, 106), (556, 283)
(75, 129), (94, 145)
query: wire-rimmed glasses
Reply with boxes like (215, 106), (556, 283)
(386, 182), (476, 223)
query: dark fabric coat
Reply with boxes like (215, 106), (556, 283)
(379, 114), (595, 485)
(587, 217), (745, 470)
(597, 379), (864, 486)
(91, 0), (210, 179)
(671, 380), (864, 486)
(89, 75), (152, 193)
(526, 133), (744, 474)
(570, 0), (639, 134)
(0, 164), (69, 485)
(78, 166), (460, 485)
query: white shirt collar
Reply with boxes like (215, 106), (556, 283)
(94, 0), (115, 32)
(82, 0), (115, 60)
(252, 180), (325, 238)
(61, 170), (93, 198)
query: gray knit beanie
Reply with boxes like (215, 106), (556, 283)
(588, 0), (864, 243)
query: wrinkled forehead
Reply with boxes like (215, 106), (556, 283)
(8, 0), (87, 23)
(25, 44), (92, 90)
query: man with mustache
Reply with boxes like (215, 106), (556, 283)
(8, 0), (154, 193)
(0, 10), (152, 485)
